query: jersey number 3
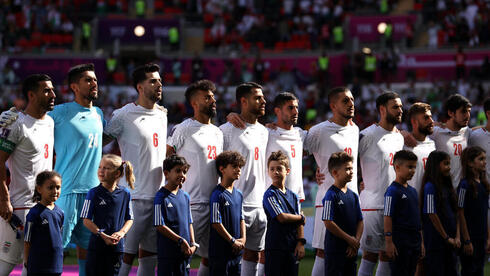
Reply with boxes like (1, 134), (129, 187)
(44, 144), (49, 159)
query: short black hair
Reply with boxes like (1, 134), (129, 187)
(328, 151), (354, 173)
(68, 63), (94, 85)
(327, 87), (349, 106)
(483, 97), (490, 118)
(22, 74), (52, 102)
(185, 79), (216, 104)
(132, 63), (160, 91)
(215, 151), (246, 177)
(393, 150), (418, 165)
(33, 170), (61, 202)
(376, 92), (400, 112)
(273, 92), (298, 109)
(163, 155), (190, 172)
(235, 82), (262, 104)
(444, 94), (472, 115)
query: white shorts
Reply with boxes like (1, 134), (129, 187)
(0, 209), (29, 264)
(243, 206), (266, 251)
(124, 199), (157, 254)
(360, 209), (385, 253)
(312, 205), (325, 250)
(191, 203), (210, 259)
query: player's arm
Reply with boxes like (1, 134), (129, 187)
(188, 223), (197, 255)
(23, 241), (30, 268)
(238, 219), (246, 245)
(383, 215), (397, 259)
(383, 191), (397, 259)
(111, 219), (133, 244)
(295, 223), (305, 260)
(457, 184), (473, 255)
(265, 195), (305, 224)
(323, 220), (360, 249)
(210, 198), (244, 252)
(226, 112), (246, 129)
(156, 225), (193, 256)
(0, 150), (12, 221)
(102, 133), (114, 147)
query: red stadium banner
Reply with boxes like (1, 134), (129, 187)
(348, 15), (417, 42)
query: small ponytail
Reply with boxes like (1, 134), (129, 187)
(123, 161), (135, 190)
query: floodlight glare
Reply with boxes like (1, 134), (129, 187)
(134, 25), (145, 37)
(377, 22), (387, 34)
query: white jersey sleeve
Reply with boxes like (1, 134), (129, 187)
(220, 122), (268, 207)
(304, 121), (359, 206)
(404, 137), (436, 193)
(266, 127), (306, 200)
(109, 103), (167, 200)
(430, 126), (470, 188)
(359, 124), (404, 209)
(469, 128), (490, 181)
(0, 114), (54, 208)
(168, 119), (223, 204)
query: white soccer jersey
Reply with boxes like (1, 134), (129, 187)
(469, 127), (490, 181)
(220, 122), (268, 207)
(404, 137), (436, 193)
(266, 127), (307, 200)
(304, 120), (359, 207)
(168, 118), (223, 204)
(359, 124), (404, 209)
(430, 126), (470, 188)
(0, 113), (54, 208)
(105, 103), (167, 200)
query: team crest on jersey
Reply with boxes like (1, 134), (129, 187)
(2, 241), (11, 253)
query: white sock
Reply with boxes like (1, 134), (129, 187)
(0, 259), (16, 275)
(311, 255), (325, 276)
(375, 261), (391, 276)
(21, 265), (28, 276)
(257, 262), (265, 276)
(358, 259), (376, 276)
(241, 260), (258, 276)
(136, 255), (157, 276)
(118, 261), (132, 276)
(198, 263), (209, 276)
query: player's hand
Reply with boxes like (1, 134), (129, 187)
(385, 241), (398, 259)
(226, 112), (246, 129)
(401, 130), (417, 148)
(316, 168), (325, 185)
(110, 231), (125, 243)
(347, 235), (360, 250)
(463, 242), (473, 256)
(100, 232), (118, 246)
(346, 246), (357, 258)
(0, 107), (19, 128)
(295, 243), (305, 260)
(190, 245), (197, 255)
(454, 237), (461, 249)
(231, 238), (244, 255)
(0, 199), (13, 222)
(180, 239), (192, 257)
(265, 122), (277, 129)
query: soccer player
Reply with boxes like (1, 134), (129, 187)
(167, 79), (223, 276)
(220, 82), (268, 276)
(358, 92), (404, 276)
(304, 87), (359, 276)
(469, 97), (490, 181)
(430, 94), (471, 188)
(405, 103), (436, 193)
(0, 74), (55, 275)
(104, 63), (167, 276)
(209, 151), (246, 276)
(154, 155), (197, 276)
(263, 151), (305, 276)
(322, 152), (363, 276)
(383, 150), (424, 276)
(51, 64), (105, 276)
(266, 92), (306, 201)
